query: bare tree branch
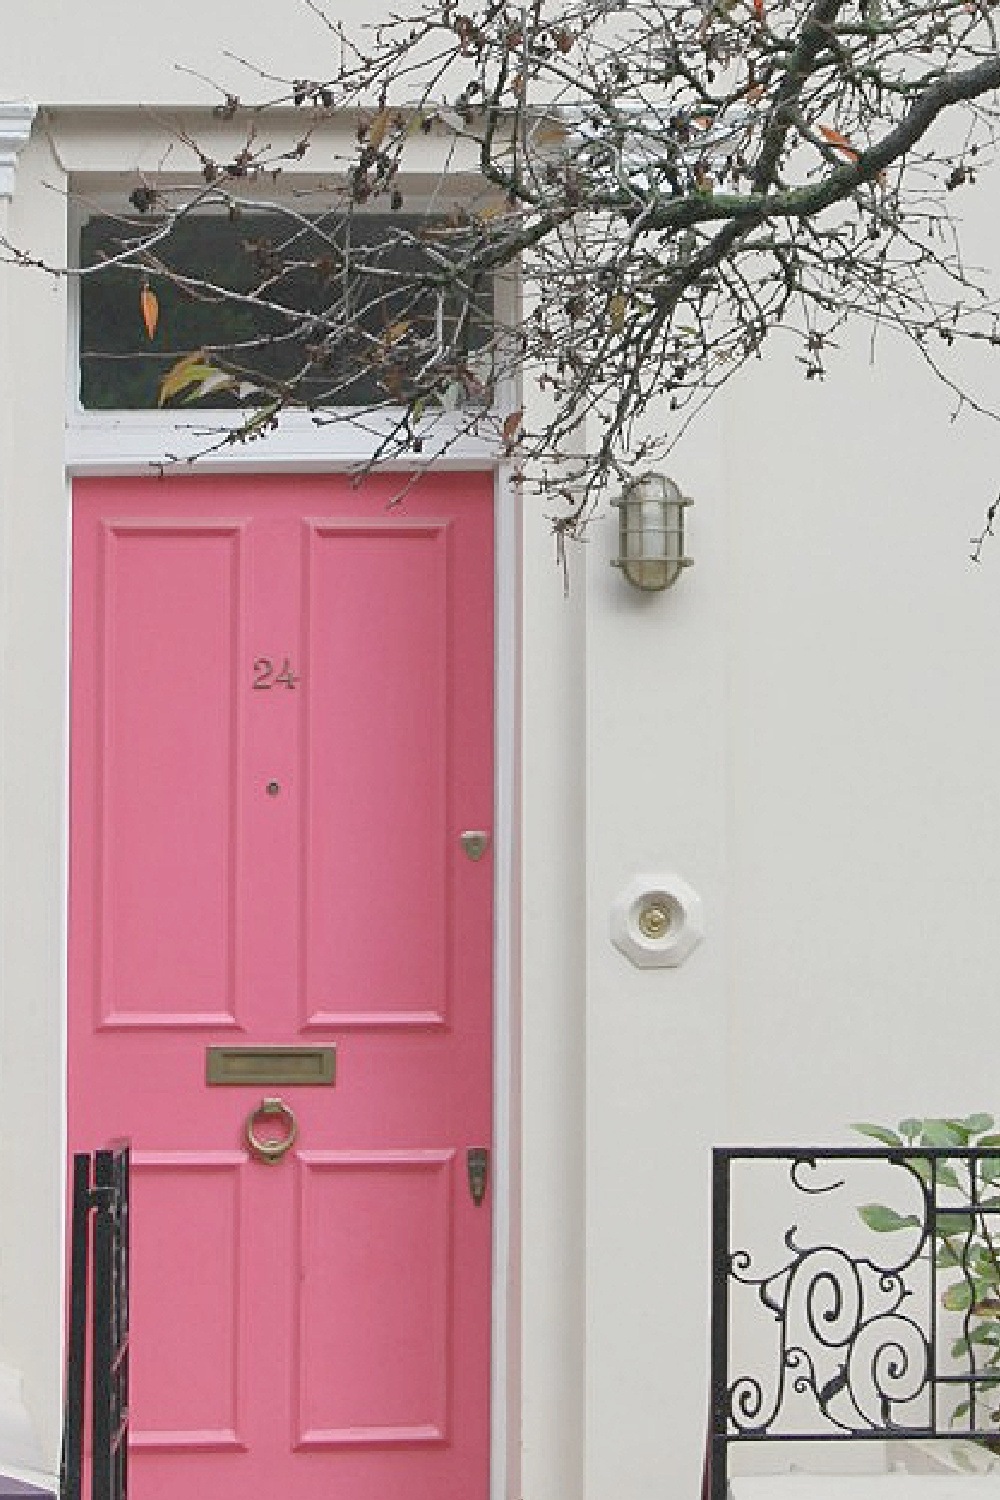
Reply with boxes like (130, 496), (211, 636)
(17, 0), (1000, 515)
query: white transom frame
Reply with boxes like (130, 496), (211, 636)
(57, 108), (514, 475)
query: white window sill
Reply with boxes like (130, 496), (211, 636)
(65, 407), (498, 475)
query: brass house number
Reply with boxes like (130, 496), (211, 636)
(253, 657), (299, 690)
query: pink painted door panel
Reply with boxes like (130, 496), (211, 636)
(69, 474), (494, 1500)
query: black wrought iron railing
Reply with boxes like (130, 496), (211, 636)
(61, 1144), (129, 1500)
(710, 1146), (1000, 1500)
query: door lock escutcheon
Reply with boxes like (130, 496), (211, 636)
(467, 1147), (489, 1206)
(461, 830), (490, 861)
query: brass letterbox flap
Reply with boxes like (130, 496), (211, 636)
(206, 1046), (336, 1087)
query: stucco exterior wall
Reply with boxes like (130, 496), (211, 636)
(585, 345), (1000, 1498)
(3, 8), (1000, 1499)
(0, 127), (67, 1475)
(725, 331), (1000, 1146)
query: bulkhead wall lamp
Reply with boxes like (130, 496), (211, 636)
(611, 473), (693, 591)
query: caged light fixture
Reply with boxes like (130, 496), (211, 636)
(611, 473), (693, 591)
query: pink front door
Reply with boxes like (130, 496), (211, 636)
(68, 473), (495, 1500)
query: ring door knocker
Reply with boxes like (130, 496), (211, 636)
(245, 1096), (298, 1164)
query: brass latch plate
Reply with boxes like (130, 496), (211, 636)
(206, 1046), (336, 1087)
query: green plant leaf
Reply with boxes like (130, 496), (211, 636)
(938, 1242), (960, 1268)
(943, 1280), (974, 1311)
(852, 1123), (903, 1147)
(859, 1203), (921, 1233)
(964, 1114), (996, 1135)
(936, 1163), (962, 1189)
(938, 1212), (972, 1236)
(921, 1119), (968, 1148)
(970, 1246), (999, 1279)
(898, 1118), (923, 1142)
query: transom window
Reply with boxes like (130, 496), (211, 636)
(78, 209), (493, 412)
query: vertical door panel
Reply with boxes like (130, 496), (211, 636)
(95, 521), (246, 1028)
(302, 520), (450, 1028)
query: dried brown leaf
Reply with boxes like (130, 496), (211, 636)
(367, 108), (392, 150)
(502, 408), (524, 442)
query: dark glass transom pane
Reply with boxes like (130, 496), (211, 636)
(79, 211), (492, 411)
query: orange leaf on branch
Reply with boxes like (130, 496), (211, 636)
(140, 282), (159, 340)
(819, 125), (860, 162)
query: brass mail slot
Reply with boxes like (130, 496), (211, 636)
(206, 1046), (336, 1087)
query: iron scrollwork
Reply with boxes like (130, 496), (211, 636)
(710, 1146), (1000, 1500)
(717, 1149), (1000, 1434)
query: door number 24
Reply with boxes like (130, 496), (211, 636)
(253, 657), (299, 690)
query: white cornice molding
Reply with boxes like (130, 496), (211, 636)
(0, 103), (36, 199)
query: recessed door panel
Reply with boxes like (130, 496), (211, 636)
(69, 473), (495, 1500)
(302, 521), (451, 1028)
(295, 1151), (453, 1446)
(95, 522), (245, 1028)
(128, 1153), (247, 1451)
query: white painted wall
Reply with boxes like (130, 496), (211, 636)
(9, 1), (397, 107)
(725, 327), (1000, 1145)
(0, 127), (68, 1477)
(582, 413), (729, 1500)
(573, 163), (1000, 1498)
(4, 8), (1000, 1500)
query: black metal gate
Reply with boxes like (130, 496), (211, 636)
(61, 1145), (129, 1500)
(710, 1145), (1000, 1500)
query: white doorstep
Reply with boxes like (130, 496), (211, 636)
(732, 1481), (1000, 1499)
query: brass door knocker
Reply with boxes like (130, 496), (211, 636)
(245, 1096), (298, 1164)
